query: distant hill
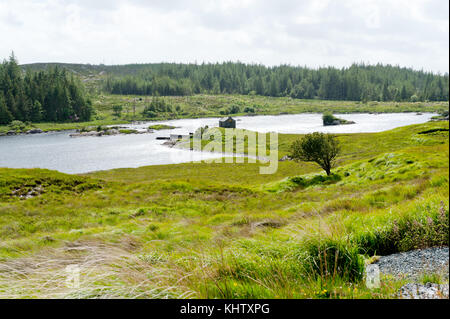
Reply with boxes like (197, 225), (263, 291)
(21, 62), (194, 77)
(20, 62), (449, 101)
(21, 63), (108, 76)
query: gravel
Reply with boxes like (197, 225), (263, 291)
(399, 283), (449, 299)
(374, 247), (449, 281)
(372, 247), (449, 299)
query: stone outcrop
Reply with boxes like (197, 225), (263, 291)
(69, 127), (152, 137)
(26, 128), (44, 134)
(324, 118), (356, 126)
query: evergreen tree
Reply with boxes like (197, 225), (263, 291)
(0, 92), (13, 124)
(0, 54), (92, 124)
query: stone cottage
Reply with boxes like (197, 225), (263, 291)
(219, 116), (236, 128)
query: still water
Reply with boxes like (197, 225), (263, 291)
(0, 113), (436, 174)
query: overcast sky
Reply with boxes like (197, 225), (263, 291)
(0, 0), (448, 73)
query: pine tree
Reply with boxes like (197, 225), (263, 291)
(0, 93), (13, 124)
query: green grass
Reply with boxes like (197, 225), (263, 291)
(0, 121), (448, 298)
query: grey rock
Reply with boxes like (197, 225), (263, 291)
(105, 129), (119, 135)
(162, 140), (178, 148)
(70, 131), (102, 137)
(399, 283), (449, 299)
(26, 128), (43, 134)
(374, 247), (449, 281)
(251, 220), (283, 229)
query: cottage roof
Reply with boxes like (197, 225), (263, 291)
(219, 116), (235, 122)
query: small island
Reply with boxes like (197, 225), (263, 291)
(69, 126), (152, 137)
(323, 112), (356, 126)
(148, 124), (178, 130)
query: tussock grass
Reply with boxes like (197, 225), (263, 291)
(0, 239), (195, 299)
(300, 237), (364, 282)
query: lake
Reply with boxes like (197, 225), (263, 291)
(0, 113), (436, 174)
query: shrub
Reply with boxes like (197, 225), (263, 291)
(112, 105), (123, 118)
(143, 110), (157, 118)
(290, 174), (341, 188)
(322, 112), (336, 125)
(8, 120), (26, 132)
(410, 94), (419, 102)
(229, 105), (240, 114)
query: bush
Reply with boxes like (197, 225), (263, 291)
(142, 110), (157, 118)
(112, 105), (123, 118)
(8, 120), (26, 132)
(229, 105), (240, 114)
(410, 94), (419, 102)
(322, 112), (336, 125)
(300, 238), (364, 282)
(290, 174), (341, 188)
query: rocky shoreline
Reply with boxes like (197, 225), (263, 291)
(324, 119), (356, 126)
(1, 128), (44, 136)
(69, 127), (153, 137)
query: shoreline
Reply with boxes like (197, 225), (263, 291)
(0, 120), (447, 176)
(0, 111), (441, 137)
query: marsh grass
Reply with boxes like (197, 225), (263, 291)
(0, 240), (195, 299)
(0, 121), (448, 298)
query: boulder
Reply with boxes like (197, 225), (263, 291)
(26, 128), (43, 134)
(251, 220), (284, 229)
(70, 131), (102, 137)
(106, 129), (120, 135)
(332, 120), (341, 125)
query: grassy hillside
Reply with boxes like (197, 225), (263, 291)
(0, 121), (448, 298)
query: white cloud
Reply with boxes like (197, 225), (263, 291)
(0, 0), (447, 73)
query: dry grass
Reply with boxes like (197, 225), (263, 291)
(0, 239), (195, 299)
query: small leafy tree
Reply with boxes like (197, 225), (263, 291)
(290, 132), (340, 176)
(410, 94), (419, 102)
(112, 105), (123, 118)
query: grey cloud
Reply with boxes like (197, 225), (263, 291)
(0, 0), (447, 73)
